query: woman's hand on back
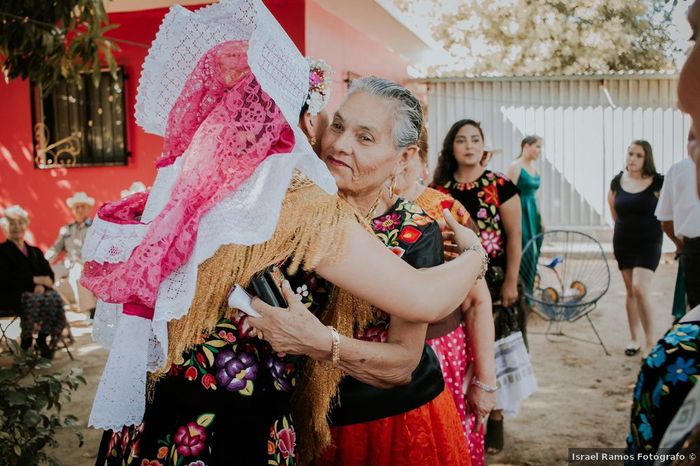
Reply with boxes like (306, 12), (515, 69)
(248, 281), (332, 360)
(440, 209), (482, 258)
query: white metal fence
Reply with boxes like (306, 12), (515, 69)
(424, 75), (692, 228)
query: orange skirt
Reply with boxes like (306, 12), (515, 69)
(317, 389), (471, 466)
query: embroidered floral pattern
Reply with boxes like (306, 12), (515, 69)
(268, 416), (298, 466)
(435, 171), (518, 261)
(373, 212), (402, 232)
(215, 349), (258, 393)
(169, 316), (259, 394)
(627, 322), (700, 456)
(102, 263), (332, 465)
(174, 422), (208, 457)
(372, 199), (433, 248)
(355, 199), (437, 341)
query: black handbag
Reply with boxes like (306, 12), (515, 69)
(248, 265), (287, 308)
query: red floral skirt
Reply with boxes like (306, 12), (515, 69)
(317, 389), (471, 466)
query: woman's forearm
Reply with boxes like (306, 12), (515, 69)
(33, 275), (53, 287)
(316, 222), (482, 323)
(307, 318), (426, 389)
(249, 282), (427, 389)
(504, 233), (521, 286)
(463, 281), (496, 385)
(334, 335), (424, 388)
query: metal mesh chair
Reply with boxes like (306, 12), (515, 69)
(0, 309), (19, 353)
(519, 230), (611, 355)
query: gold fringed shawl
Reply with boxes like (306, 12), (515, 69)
(292, 286), (375, 465)
(153, 173), (375, 463)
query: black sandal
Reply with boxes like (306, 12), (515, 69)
(485, 417), (504, 454)
(625, 344), (640, 357)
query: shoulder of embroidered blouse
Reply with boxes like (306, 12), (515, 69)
(401, 199), (436, 225)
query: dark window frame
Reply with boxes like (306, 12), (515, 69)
(30, 67), (130, 169)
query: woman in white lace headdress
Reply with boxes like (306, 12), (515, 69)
(84, 2), (486, 465)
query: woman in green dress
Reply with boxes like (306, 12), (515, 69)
(506, 136), (545, 297)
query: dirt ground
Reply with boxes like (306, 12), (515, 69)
(11, 257), (679, 466)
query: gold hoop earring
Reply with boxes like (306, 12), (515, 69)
(309, 136), (317, 146)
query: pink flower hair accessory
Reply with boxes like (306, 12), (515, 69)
(305, 57), (332, 115)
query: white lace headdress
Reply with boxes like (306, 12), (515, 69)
(84, 0), (336, 430)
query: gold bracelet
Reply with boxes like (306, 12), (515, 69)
(328, 326), (340, 366)
(462, 243), (489, 280)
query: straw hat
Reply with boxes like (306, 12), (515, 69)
(120, 181), (148, 198)
(66, 192), (95, 208)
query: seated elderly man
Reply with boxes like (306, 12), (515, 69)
(0, 205), (66, 359)
(45, 191), (97, 319)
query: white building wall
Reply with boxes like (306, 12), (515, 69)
(425, 76), (692, 228)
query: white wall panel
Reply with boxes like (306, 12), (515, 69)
(425, 76), (692, 228)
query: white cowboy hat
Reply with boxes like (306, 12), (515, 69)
(120, 181), (148, 198)
(66, 192), (95, 208)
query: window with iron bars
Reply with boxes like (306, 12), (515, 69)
(30, 68), (129, 169)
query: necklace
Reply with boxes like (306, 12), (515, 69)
(364, 189), (385, 220)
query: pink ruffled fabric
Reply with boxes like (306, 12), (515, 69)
(96, 192), (148, 225)
(81, 41), (295, 310)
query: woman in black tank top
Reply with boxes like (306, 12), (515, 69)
(607, 140), (663, 358)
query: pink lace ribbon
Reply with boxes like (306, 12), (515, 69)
(81, 41), (295, 311)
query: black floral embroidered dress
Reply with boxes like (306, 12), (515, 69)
(96, 267), (330, 466)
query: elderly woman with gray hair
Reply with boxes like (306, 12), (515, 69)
(252, 77), (477, 465)
(0, 205), (66, 359)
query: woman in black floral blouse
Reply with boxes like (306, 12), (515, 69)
(431, 119), (533, 455)
(251, 78), (478, 466)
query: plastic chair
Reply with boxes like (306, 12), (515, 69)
(519, 230), (611, 355)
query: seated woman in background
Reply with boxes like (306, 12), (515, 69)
(0, 205), (66, 359)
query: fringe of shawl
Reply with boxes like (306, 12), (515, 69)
(150, 174), (375, 463)
(292, 287), (375, 465)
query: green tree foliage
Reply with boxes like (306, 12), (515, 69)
(0, 340), (86, 466)
(395, 0), (679, 76)
(0, 0), (117, 92)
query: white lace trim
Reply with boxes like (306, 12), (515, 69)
(88, 136), (335, 429)
(81, 216), (148, 264)
(135, 0), (307, 136)
(89, 314), (151, 430)
(141, 156), (184, 224)
(92, 300), (122, 348)
(91, 0), (337, 430)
